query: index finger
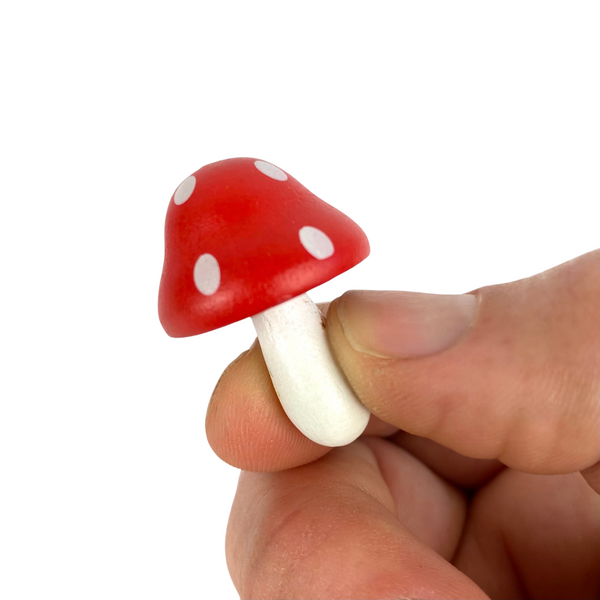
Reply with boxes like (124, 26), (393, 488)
(206, 339), (396, 471)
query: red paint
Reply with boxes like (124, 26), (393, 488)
(158, 158), (370, 337)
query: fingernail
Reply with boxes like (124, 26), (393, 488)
(336, 290), (478, 358)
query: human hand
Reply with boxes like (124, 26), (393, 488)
(207, 250), (599, 599)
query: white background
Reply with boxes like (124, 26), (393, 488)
(1, 2), (598, 599)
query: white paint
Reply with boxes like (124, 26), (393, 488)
(174, 175), (196, 205)
(254, 160), (288, 181)
(299, 226), (335, 260)
(251, 294), (370, 447)
(193, 254), (221, 295)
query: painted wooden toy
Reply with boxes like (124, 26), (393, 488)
(159, 158), (370, 446)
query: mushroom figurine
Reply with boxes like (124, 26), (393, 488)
(158, 158), (371, 447)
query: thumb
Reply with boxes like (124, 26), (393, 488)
(327, 250), (599, 476)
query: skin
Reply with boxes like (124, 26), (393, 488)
(206, 250), (599, 600)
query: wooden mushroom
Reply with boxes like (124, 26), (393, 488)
(158, 158), (370, 446)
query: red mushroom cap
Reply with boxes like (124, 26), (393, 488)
(158, 158), (370, 337)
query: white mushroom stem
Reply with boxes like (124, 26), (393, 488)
(251, 293), (370, 447)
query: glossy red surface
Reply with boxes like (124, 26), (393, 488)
(158, 158), (370, 337)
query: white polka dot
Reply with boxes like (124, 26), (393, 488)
(193, 254), (221, 295)
(254, 160), (288, 181)
(299, 226), (335, 260)
(174, 175), (196, 205)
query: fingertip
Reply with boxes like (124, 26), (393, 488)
(206, 341), (330, 471)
